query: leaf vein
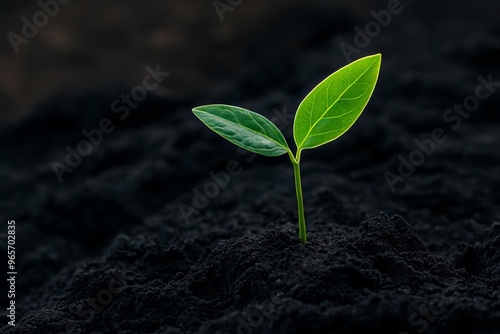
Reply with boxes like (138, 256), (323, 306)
(298, 59), (378, 148)
(195, 108), (287, 151)
(322, 108), (356, 120)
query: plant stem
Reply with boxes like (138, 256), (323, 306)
(290, 150), (307, 243)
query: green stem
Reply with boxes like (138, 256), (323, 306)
(290, 150), (307, 243)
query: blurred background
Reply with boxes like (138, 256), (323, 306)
(2, 0), (498, 121)
(0, 0), (411, 121)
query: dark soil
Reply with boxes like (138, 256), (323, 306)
(1, 0), (500, 333)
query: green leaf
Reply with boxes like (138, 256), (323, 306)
(192, 104), (290, 156)
(293, 53), (381, 150)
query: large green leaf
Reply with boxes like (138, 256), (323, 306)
(294, 54), (381, 150)
(192, 104), (289, 156)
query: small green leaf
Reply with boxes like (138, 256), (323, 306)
(192, 104), (290, 156)
(294, 54), (381, 150)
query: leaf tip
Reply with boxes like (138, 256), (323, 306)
(372, 53), (382, 65)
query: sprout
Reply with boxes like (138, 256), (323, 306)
(193, 54), (381, 242)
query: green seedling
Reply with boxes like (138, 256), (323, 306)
(192, 54), (381, 243)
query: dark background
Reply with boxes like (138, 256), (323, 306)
(0, 0), (365, 120)
(1, 0), (499, 333)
